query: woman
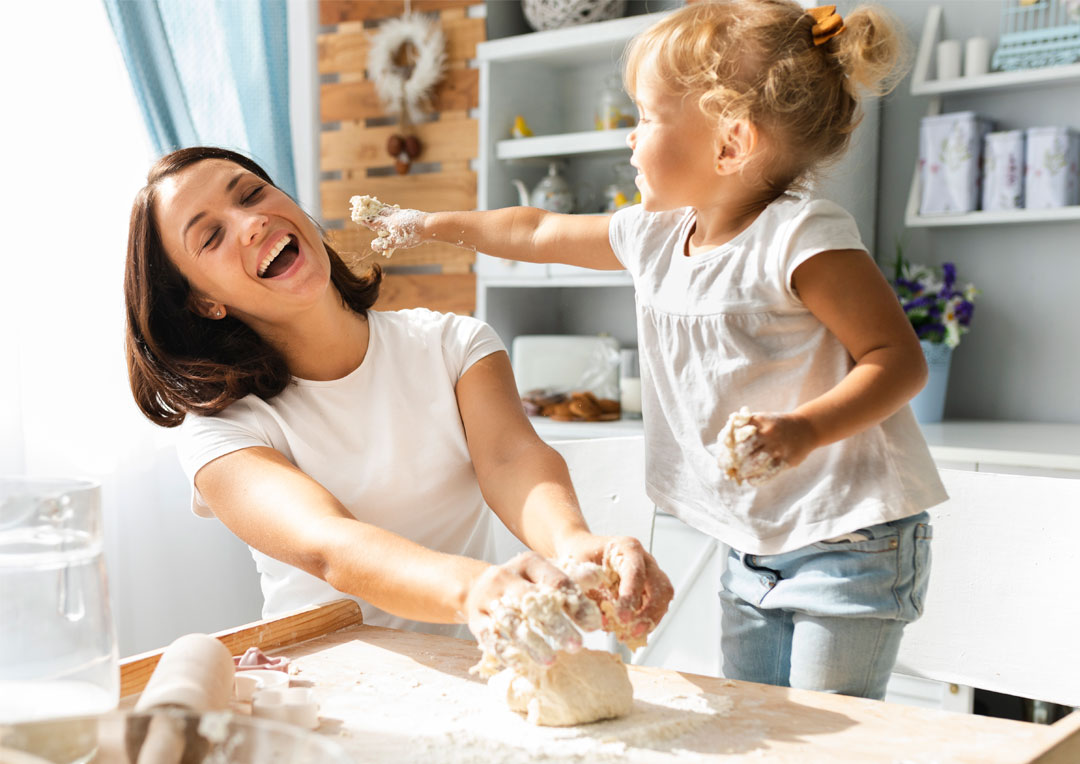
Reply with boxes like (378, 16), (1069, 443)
(123, 147), (671, 659)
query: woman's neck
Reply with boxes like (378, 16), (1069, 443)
(265, 290), (371, 381)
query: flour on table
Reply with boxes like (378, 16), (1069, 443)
(716, 406), (786, 486)
(489, 649), (633, 727)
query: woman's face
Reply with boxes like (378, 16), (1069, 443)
(154, 159), (331, 326)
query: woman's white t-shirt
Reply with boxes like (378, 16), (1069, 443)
(177, 308), (505, 637)
(609, 195), (947, 556)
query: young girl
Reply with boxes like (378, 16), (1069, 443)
(358, 1), (946, 699)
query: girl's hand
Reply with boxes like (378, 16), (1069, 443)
(465, 551), (586, 668)
(351, 198), (427, 256)
(720, 411), (817, 485)
(558, 533), (674, 643)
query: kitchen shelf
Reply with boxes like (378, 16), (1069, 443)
(477, 12), (664, 65)
(495, 128), (632, 161)
(905, 5), (1080, 229)
(912, 62), (1080, 97)
(907, 205), (1080, 227)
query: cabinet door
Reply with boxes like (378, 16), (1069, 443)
(490, 435), (652, 562)
(894, 468), (1080, 708)
(630, 512), (725, 678)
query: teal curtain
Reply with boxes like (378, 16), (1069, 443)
(103, 0), (296, 198)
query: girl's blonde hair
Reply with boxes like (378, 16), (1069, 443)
(624, 0), (910, 192)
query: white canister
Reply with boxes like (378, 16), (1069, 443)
(1024, 127), (1080, 208)
(919, 111), (994, 214)
(964, 37), (991, 77)
(982, 130), (1025, 211)
(936, 39), (962, 80)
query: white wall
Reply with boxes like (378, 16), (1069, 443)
(1, 1), (262, 657)
(874, 0), (1080, 423)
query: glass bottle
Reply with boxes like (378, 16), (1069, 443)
(595, 74), (637, 131)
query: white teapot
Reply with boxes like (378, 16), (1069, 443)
(512, 162), (575, 214)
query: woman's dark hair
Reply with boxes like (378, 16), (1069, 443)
(124, 146), (381, 427)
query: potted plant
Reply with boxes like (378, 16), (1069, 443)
(890, 241), (978, 423)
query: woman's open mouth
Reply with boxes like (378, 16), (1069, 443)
(258, 234), (300, 278)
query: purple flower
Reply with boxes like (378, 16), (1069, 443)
(916, 322), (946, 339)
(904, 296), (936, 311)
(943, 263), (956, 290)
(954, 300), (974, 326)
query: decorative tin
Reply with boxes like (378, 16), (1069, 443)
(1024, 126), (1080, 208)
(982, 130), (1026, 211)
(919, 111), (994, 214)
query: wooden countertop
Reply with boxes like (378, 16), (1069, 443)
(274, 623), (1060, 763)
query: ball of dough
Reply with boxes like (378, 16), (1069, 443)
(489, 649), (633, 727)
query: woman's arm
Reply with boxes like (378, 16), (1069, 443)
(744, 249), (928, 469)
(365, 205), (623, 271)
(455, 350), (673, 633)
(193, 447), (490, 623)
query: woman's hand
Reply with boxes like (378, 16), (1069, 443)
(558, 533), (674, 642)
(465, 551), (591, 669)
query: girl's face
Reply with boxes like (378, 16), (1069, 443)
(154, 159), (331, 326)
(627, 55), (723, 211)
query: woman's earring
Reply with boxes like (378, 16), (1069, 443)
(215, 309), (224, 318)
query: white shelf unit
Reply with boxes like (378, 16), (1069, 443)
(904, 5), (1080, 228)
(474, 13), (664, 349)
(495, 127), (633, 161)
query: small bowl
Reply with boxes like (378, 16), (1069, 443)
(234, 668), (289, 701)
(251, 687), (320, 730)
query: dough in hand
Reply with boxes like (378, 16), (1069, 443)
(489, 649), (633, 727)
(716, 406), (785, 486)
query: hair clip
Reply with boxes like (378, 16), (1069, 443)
(808, 4), (845, 46)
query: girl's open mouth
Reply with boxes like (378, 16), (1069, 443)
(258, 234), (300, 278)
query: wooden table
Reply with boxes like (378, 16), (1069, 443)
(118, 601), (1080, 763)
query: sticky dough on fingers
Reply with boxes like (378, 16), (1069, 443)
(716, 406), (787, 486)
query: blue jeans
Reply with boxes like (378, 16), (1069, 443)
(719, 511), (932, 700)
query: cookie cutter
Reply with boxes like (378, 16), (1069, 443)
(251, 686), (320, 730)
(234, 668), (289, 702)
(233, 646), (290, 672)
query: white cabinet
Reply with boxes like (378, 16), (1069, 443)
(475, 13), (660, 348)
(904, 5), (1080, 228)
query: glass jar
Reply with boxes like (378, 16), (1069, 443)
(0, 477), (118, 762)
(595, 74), (636, 130)
(602, 161), (640, 213)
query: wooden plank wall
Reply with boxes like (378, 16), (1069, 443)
(318, 0), (485, 314)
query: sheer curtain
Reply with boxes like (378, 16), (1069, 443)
(103, 0), (296, 197)
(1, 1), (262, 657)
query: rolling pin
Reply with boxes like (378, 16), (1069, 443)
(127, 634), (235, 764)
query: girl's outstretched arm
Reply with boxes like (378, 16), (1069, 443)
(740, 249), (928, 471)
(362, 204), (623, 271)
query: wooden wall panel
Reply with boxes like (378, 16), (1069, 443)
(318, 16), (483, 74)
(320, 68), (478, 123)
(320, 1), (477, 26)
(375, 273), (476, 313)
(321, 171), (476, 219)
(318, 0), (484, 315)
(328, 229), (476, 273)
(321, 118), (477, 174)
